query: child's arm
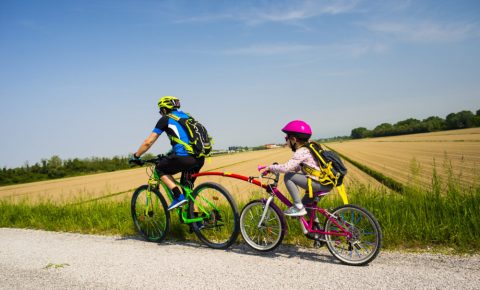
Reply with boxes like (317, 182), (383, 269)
(268, 148), (308, 173)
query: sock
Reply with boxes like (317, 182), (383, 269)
(172, 187), (182, 199)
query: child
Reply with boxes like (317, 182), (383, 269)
(261, 120), (333, 216)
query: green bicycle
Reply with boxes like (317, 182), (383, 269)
(130, 157), (240, 249)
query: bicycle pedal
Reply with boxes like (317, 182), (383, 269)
(305, 233), (320, 241)
(314, 240), (326, 248)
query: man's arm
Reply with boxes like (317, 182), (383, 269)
(134, 132), (160, 157)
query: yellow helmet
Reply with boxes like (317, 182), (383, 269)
(158, 96), (180, 110)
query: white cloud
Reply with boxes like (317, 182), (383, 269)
(249, 0), (359, 24)
(366, 20), (478, 43)
(223, 43), (315, 56)
(175, 0), (360, 25)
(222, 41), (387, 58)
(340, 42), (388, 57)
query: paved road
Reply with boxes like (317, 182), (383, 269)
(1, 228), (479, 289)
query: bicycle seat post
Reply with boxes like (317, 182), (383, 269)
(298, 218), (309, 234)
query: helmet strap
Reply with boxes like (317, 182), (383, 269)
(159, 108), (167, 115)
(288, 137), (297, 152)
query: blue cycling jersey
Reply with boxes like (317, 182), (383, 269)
(152, 110), (191, 156)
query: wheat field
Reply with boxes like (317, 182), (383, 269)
(0, 147), (383, 204)
(2, 128), (478, 204)
(328, 128), (480, 189)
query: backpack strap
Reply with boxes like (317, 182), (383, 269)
(336, 184), (349, 204)
(307, 177), (313, 198)
(305, 142), (328, 168)
(166, 113), (195, 155)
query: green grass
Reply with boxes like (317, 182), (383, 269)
(0, 195), (238, 244)
(0, 198), (135, 236)
(1, 168), (479, 254)
(277, 164), (480, 253)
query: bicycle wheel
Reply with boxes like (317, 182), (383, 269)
(188, 182), (240, 249)
(131, 185), (170, 242)
(324, 204), (382, 266)
(240, 200), (285, 252)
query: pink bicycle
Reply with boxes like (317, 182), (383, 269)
(195, 166), (382, 265)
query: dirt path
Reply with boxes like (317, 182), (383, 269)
(1, 228), (478, 289)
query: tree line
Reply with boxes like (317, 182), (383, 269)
(351, 109), (480, 139)
(0, 155), (154, 186)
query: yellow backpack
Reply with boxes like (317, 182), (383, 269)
(301, 141), (349, 204)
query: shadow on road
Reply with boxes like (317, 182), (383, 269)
(116, 234), (344, 266)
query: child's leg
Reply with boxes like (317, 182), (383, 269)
(285, 172), (323, 201)
(301, 182), (333, 223)
(284, 172), (306, 206)
(284, 172), (324, 209)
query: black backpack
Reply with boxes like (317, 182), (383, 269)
(303, 141), (347, 186)
(167, 113), (213, 158)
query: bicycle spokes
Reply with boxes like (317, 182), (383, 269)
(324, 205), (382, 265)
(189, 182), (240, 249)
(131, 186), (169, 242)
(240, 200), (284, 251)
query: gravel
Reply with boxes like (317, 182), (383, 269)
(1, 228), (479, 289)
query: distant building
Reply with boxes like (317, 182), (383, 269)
(228, 146), (249, 152)
(264, 144), (280, 149)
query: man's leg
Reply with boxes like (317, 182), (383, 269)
(180, 157), (205, 190)
(156, 155), (197, 210)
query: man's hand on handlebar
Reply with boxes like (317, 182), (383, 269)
(129, 153), (144, 166)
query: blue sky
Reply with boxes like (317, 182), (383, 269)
(1, 0), (479, 168)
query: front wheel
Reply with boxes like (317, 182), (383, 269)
(131, 185), (170, 242)
(188, 182), (240, 249)
(240, 200), (286, 252)
(324, 204), (382, 266)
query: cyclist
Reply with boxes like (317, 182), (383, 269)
(260, 120), (333, 216)
(129, 96), (205, 210)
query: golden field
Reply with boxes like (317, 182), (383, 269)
(0, 148), (381, 205)
(328, 128), (480, 189)
(2, 127), (478, 205)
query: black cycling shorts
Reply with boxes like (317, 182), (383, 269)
(155, 154), (205, 188)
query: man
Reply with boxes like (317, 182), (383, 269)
(129, 96), (205, 210)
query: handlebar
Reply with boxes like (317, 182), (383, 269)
(257, 165), (267, 171)
(258, 163), (280, 186)
(129, 154), (167, 166)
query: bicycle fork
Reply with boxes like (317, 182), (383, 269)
(257, 196), (275, 228)
(144, 189), (154, 217)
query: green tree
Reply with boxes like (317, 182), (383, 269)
(372, 123), (394, 137)
(474, 109), (480, 126)
(446, 111), (475, 129)
(422, 116), (445, 131)
(394, 118), (425, 134)
(351, 127), (370, 139)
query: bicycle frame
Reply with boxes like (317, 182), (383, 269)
(192, 171), (352, 239)
(144, 165), (211, 225)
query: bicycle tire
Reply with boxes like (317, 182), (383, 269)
(323, 204), (382, 266)
(131, 185), (170, 243)
(240, 199), (286, 252)
(188, 182), (240, 249)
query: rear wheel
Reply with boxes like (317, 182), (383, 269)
(131, 185), (170, 242)
(324, 204), (382, 266)
(240, 200), (285, 251)
(188, 182), (240, 249)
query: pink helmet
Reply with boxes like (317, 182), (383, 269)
(282, 120), (312, 140)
